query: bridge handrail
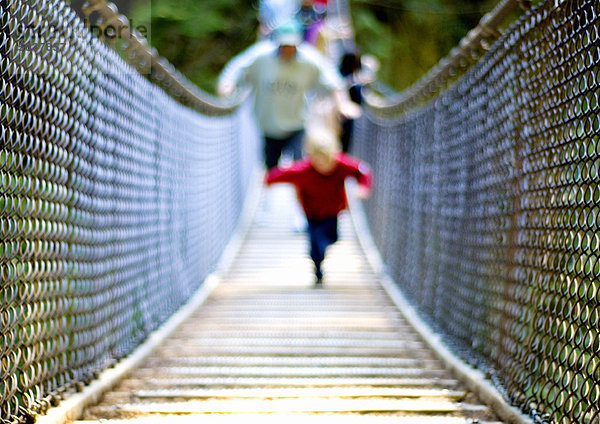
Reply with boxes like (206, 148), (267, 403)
(0, 1), (260, 423)
(352, 0), (600, 421)
(82, 0), (249, 115)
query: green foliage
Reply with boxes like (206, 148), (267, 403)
(350, 0), (501, 91)
(130, 0), (515, 95)
(130, 0), (259, 93)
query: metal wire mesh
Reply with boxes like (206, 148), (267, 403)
(0, 1), (260, 423)
(354, 1), (600, 422)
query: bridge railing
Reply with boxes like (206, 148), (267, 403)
(353, 0), (600, 422)
(0, 1), (260, 423)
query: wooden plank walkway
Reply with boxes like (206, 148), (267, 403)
(71, 185), (504, 423)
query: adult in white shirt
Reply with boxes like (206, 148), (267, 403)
(218, 20), (360, 169)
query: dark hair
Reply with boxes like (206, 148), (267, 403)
(339, 52), (362, 77)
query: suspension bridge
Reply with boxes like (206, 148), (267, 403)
(1, 0), (599, 423)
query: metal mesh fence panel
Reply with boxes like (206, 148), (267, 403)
(0, 1), (260, 423)
(354, 1), (600, 423)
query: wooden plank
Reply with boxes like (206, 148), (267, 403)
(94, 398), (487, 414)
(130, 387), (468, 400)
(149, 356), (432, 367)
(138, 377), (461, 388)
(74, 417), (503, 424)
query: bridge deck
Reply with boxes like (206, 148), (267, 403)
(72, 186), (503, 423)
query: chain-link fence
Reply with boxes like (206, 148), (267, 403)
(354, 1), (599, 423)
(0, 1), (260, 423)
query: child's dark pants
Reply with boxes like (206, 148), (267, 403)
(307, 217), (338, 279)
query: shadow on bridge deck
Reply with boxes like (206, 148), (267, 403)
(58, 185), (504, 423)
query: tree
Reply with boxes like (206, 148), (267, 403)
(130, 0), (259, 93)
(128, 0), (511, 94)
(349, 0), (500, 91)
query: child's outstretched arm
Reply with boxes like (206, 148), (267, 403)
(352, 160), (373, 199)
(356, 183), (371, 200)
(264, 164), (302, 186)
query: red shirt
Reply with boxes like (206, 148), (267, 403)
(265, 153), (372, 220)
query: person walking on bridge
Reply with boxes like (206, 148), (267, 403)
(265, 128), (372, 286)
(217, 20), (360, 170)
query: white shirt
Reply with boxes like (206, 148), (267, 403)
(218, 40), (344, 138)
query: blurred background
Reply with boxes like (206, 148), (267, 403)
(69, 0), (510, 94)
(70, 0), (133, 14)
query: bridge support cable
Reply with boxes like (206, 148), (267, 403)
(80, 0), (250, 115)
(0, 1), (260, 423)
(353, 0), (600, 422)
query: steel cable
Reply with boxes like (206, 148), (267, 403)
(0, 1), (260, 423)
(354, 1), (600, 422)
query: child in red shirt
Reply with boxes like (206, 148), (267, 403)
(265, 128), (372, 286)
